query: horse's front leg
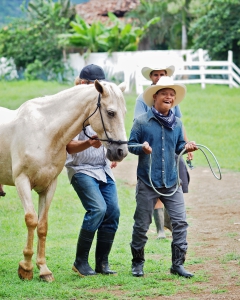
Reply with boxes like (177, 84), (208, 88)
(36, 177), (57, 282)
(15, 174), (38, 280)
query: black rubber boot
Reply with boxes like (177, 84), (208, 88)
(131, 246), (145, 277)
(164, 208), (173, 232)
(170, 244), (193, 278)
(153, 208), (166, 239)
(95, 231), (117, 275)
(72, 228), (97, 277)
(0, 185), (6, 197)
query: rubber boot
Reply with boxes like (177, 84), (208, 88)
(131, 246), (145, 277)
(164, 208), (173, 232)
(153, 208), (166, 239)
(95, 231), (117, 275)
(0, 184), (6, 197)
(72, 228), (97, 277)
(170, 243), (194, 278)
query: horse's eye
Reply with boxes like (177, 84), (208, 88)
(107, 111), (115, 117)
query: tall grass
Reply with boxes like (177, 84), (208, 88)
(0, 81), (238, 299)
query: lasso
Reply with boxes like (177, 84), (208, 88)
(128, 143), (222, 197)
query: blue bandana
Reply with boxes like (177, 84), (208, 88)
(151, 106), (177, 129)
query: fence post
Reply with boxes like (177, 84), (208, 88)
(198, 48), (205, 89)
(228, 50), (233, 88)
(135, 67), (143, 95)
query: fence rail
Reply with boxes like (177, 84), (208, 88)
(135, 49), (240, 94)
(2, 48), (239, 93)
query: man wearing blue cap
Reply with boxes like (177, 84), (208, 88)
(65, 64), (119, 277)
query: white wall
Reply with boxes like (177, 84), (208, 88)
(68, 49), (206, 92)
(68, 49), (239, 92)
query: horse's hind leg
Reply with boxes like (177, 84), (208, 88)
(15, 174), (38, 280)
(36, 178), (57, 282)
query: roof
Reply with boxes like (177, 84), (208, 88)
(75, 0), (140, 24)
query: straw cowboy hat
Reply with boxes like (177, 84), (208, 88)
(141, 65), (175, 80)
(143, 76), (186, 107)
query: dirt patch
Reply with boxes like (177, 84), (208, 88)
(113, 156), (240, 299)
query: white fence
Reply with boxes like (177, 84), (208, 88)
(134, 49), (240, 94)
(68, 49), (240, 94)
(1, 49), (239, 92)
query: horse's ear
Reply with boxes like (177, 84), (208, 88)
(118, 82), (126, 93)
(94, 79), (105, 95)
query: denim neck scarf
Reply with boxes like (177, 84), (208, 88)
(151, 106), (177, 129)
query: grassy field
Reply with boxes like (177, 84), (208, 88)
(0, 80), (239, 299)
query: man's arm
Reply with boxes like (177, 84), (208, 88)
(66, 135), (101, 154)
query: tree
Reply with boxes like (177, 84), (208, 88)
(189, 0), (240, 65)
(0, 0), (75, 80)
(104, 12), (160, 52)
(24, 0), (75, 20)
(58, 15), (109, 55)
(126, 0), (194, 50)
(59, 12), (159, 54)
(167, 0), (192, 50)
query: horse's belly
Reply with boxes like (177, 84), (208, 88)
(0, 146), (13, 185)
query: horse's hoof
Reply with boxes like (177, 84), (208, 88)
(0, 191), (6, 197)
(18, 265), (33, 280)
(40, 273), (55, 282)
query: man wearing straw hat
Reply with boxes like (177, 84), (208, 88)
(128, 76), (198, 278)
(134, 65), (192, 240)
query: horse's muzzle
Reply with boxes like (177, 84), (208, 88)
(106, 144), (128, 162)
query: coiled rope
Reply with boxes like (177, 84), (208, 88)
(128, 143), (222, 197)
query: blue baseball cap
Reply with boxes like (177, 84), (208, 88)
(79, 64), (106, 82)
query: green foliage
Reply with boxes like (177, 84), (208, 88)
(0, 0), (75, 81)
(25, 0), (75, 21)
(105, 12), (159, 52)
(126, 0), (193, 50)
(59, 14), (109, 54)
(189, 0), (240, 65)
(0, 0), (25, 28)
(59, 12), (160, 54)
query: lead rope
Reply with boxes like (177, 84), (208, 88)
(128, 143), (222, 197)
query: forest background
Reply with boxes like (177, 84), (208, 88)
(0, 0), (239, 82)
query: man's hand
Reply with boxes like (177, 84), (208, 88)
(187, 151), (194, 160)
(89, 135), (102, 148)
(185, 141), (198, 152)
(111, 162), (117, 168)
(142, 141), (152, 154)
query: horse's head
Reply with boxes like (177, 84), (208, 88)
(88, 80), (128, 162)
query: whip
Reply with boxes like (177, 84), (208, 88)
(128, 143), (222, 197)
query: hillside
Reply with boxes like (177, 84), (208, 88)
(0, 0), (89, 27)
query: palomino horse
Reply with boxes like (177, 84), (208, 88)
(0, 80), (128, 282)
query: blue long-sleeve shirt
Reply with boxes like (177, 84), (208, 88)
(128, 109), (186, 188)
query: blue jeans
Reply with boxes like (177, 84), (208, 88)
(71, 172), (120, 233)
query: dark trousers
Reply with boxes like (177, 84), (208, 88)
(131, 179), (188, 253)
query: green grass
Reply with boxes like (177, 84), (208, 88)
(0, 80), (71, 109)
(0, 81), (239, 299)
(0, 172), (206, 299)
